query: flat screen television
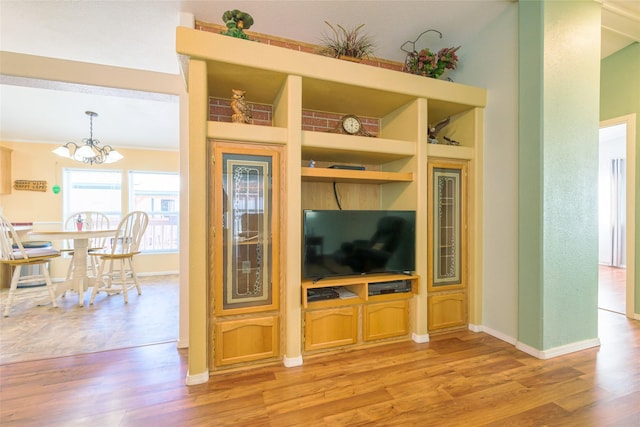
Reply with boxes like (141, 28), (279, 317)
(303, 210), (416, 281)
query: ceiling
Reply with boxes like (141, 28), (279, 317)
(1, 1), (638, 152)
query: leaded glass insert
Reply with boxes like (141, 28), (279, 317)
(433, 167), (461, 286)
(221, 153), (273, 310)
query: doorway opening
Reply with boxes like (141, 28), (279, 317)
(598, 114), (636, 318)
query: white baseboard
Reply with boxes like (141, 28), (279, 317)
(481, 325), (518, 345)
(470, 323), (600, 359)
(468, 323), (483, 333)
(137, 271), (180, 277)
(185, 370), (209, 386)
(412, 332), (430, 343)
(50, 270), (179, 283)
(516, 337), (601, 359)
(283, 355), (303, 367)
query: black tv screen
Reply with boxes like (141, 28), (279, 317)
(303, 210), (416, 280)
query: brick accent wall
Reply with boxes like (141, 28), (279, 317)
(195, 21), (404, 72)
(197, 20), (396, 134)
(211, 97), (380, 134)
(209, 98), (273, 127)
(301, 110), (379, 135)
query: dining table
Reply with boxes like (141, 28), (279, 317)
(28, 229), (116, 307)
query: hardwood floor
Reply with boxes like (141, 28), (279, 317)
(1, 309), (638, 426)
(599, 265), (626, 314)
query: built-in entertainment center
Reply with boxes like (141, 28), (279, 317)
(177, 25), (486, 375)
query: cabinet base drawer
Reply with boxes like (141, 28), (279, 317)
(364, 300), (409, 341)
(304, 306), (357, 351)
(214, 315), (279, 367)
(428, 292), (466, 331)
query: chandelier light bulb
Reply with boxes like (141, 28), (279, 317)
(104, 150), (124, 164)
(75, 144), (94, 160)
(52, 145), (71, 157)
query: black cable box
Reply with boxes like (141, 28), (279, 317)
(368, 280), (412, 296)
(307, 288), (339, 302)
(328, 165), (365, 170)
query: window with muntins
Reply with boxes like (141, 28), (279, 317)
(129, 171), (180, 253)
(63, 169), (122, 226)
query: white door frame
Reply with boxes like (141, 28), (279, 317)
(600, 113), (636, 319)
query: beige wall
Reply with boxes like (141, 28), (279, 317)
(0, 140), (180, 279)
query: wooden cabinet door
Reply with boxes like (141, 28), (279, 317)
(210, 142), (283, 369)
(427, 160), (467, 292)
(214, 316), (279, 366)
(364, 300), (409, 341)
(428, 293), (466, 331)
(304, 306), (357, 351)
(427, 159), (468, 332)
(0, 147), (11, 195)
(211, 142), (281, 315)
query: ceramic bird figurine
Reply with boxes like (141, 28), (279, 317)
(443, 136), (460, 146)
(428, 116), (450, 144)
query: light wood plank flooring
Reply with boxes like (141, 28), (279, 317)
(1, 309), (638, 426)
(599, 265), (626, 314)
(0, 275), (179, 364)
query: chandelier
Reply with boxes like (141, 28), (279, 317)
(52, 111), (123, 165)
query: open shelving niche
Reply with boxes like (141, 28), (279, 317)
(177, 26), (486, 371)
(302, 274), (419, 310)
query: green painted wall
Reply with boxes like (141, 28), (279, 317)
(600, 42), (640, 314)
(519, 0), (600, 351)
(518, 0), (544, 350)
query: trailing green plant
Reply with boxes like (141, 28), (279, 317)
(405, 46), (460, 79)
(318, 21), (376, 59)
(221, 9), (255, 40)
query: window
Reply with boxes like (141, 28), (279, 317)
(129, 171), (180, 253)
(62, 169), (179, 253)
(63, 169), (122, 226)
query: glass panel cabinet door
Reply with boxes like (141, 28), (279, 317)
(213, 143), (281, 315)
(428, 160), (467, 292)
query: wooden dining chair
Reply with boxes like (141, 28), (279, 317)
(89, 211), (149, 304)
(0, 215), (61, 317)
(63, 211), (110, 279)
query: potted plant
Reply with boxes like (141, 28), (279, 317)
(405, 45), (460, 79)
(75, 214), (84, 231)
(318, 21), (376, 62)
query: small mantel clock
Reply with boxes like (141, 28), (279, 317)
(330, 114), (375, 137)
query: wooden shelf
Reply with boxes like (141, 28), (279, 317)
(305, 296), (365, 310)
(368, 290), (415, 303)
(301, 167), (413, 184)
(208, 121), (287, 144)
(426, 143), (473, 160)
(301, 130), (415, 164)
